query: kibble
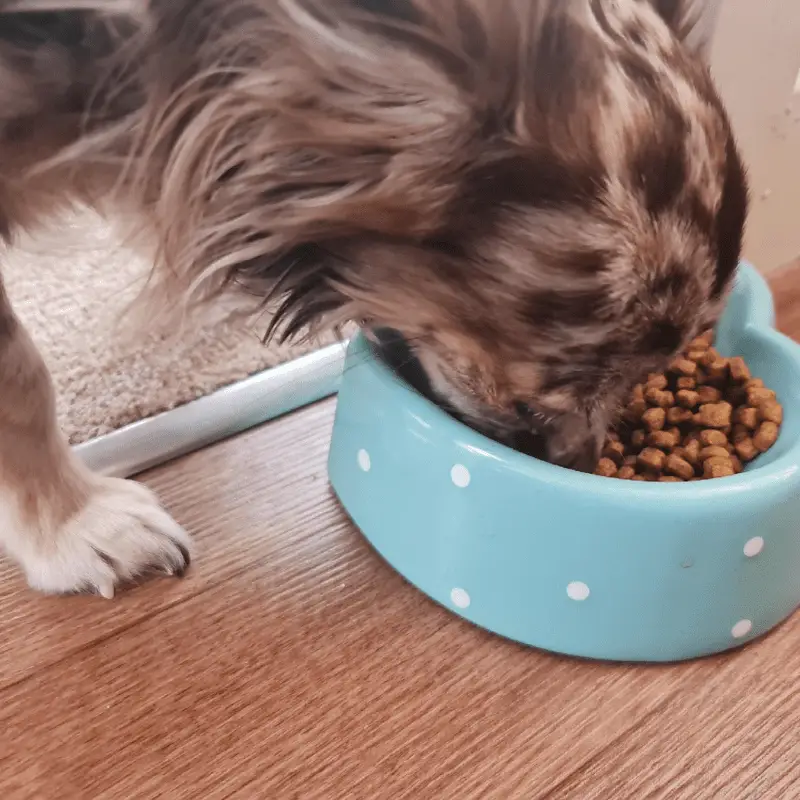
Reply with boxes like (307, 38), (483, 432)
(665, 453), (695, 480)
(667, 407), (693, 426)
(760, 400), (783, 425)
(594, 458), (618, 477)
(753, 421), (779, 452)
(700, 445), (730, 462)
(641, 407), (666, 432)
(593, 330), (783, 482)
(638, 447), (666, 471)
(645, 387), (674, 408)
(648, 430), (678, 450)
(728, 357), (750, 382)
(699, 429), (727, 448)
(676, 389), (700, 409)
(733, 406), (759, 430)
(695, 402), (732, 429)
(696, 385), (722, 404)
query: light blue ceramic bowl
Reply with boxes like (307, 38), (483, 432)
(327, 262), (800, 662)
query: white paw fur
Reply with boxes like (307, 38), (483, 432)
(5, 477), (191, 598)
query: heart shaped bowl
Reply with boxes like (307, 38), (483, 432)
(327, 262), (800, 662)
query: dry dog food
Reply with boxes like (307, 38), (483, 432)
(594, 331), (783, 481)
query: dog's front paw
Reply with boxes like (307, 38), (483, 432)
(21, 477), (191, 599)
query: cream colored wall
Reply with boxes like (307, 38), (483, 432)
(710, 0), (800, 271)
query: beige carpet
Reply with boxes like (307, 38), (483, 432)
(5, 209), (333, 445)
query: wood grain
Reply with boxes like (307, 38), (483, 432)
(1, 263), (799, 799)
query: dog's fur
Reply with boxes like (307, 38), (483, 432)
(0, 0), (746, 596)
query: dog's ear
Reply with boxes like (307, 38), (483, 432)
(648, 0), (723, 60)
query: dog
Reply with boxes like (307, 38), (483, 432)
(0, 0), (747, 598)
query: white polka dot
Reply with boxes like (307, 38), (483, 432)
(450, 587), (471, 608)
(732, 619), (753, 639)
(451, 464), (471, 488)
(357, 449), (371, 472)
(743, 537), (764, 558)
(567, 581), (590, 601)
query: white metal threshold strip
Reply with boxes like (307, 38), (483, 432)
(74, 341), (348, 479)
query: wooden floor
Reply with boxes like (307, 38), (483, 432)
(2, 265), (800, 800)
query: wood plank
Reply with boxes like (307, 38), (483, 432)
(546, 614), (800, 799)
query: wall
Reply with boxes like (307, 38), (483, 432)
(711, 0), (800, 271)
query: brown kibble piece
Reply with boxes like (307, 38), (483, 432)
(696, 385), (722, 404)
(602, 440), (626, 465)
(595, 458), (618, 477)
(747, 387), (777, 406)
(631, 475), (646, 481)
(731, 424), (750, 443)
(617, 465), (636, 480)
(728, 357), (751, 383)
(669, 358), (697, 377)
(700, 446), (731, 462)
(735, 438), (759, 462)
(646, 373), (669, 390)
(659, 476), (682, 482)
(683, 438), (702, 464)
(733, 406), (759, 430)
(676, 376), (696, 390)
(630, 429), (646, 449)
(687, 336), (710, 351)
(745, 378), (765, 390)
(753, 421), (779, 452)
(638, 448), (666, 471)
(695, 402), (732, 429)
(667, 407), (694, 426)
(759, 400), (783, 425)
(676, 389), (700, 409)
(665, 453), (695, 480)
(699, 429), (728, 447)
(703, 458), (735, 479)
(648, 430), (678, 450)
(705, 359), (729, 383)
(645, 387), (674, 408)
(697, 347), (721, 367)
(627, 398), (648, 419)
(623, 454), (638, 468)
(641, 407), (666, 431)
(730, 455), (744, 474)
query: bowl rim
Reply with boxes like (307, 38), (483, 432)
(348, 262), (800, 500)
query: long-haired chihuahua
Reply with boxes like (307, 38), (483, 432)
(0, 0), (746, 597)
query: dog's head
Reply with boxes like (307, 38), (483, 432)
(148, 0), (746, 470)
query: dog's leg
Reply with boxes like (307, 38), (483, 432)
(0, 277), (191, 598)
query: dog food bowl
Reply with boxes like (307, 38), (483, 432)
(327, 262), (800, 662)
